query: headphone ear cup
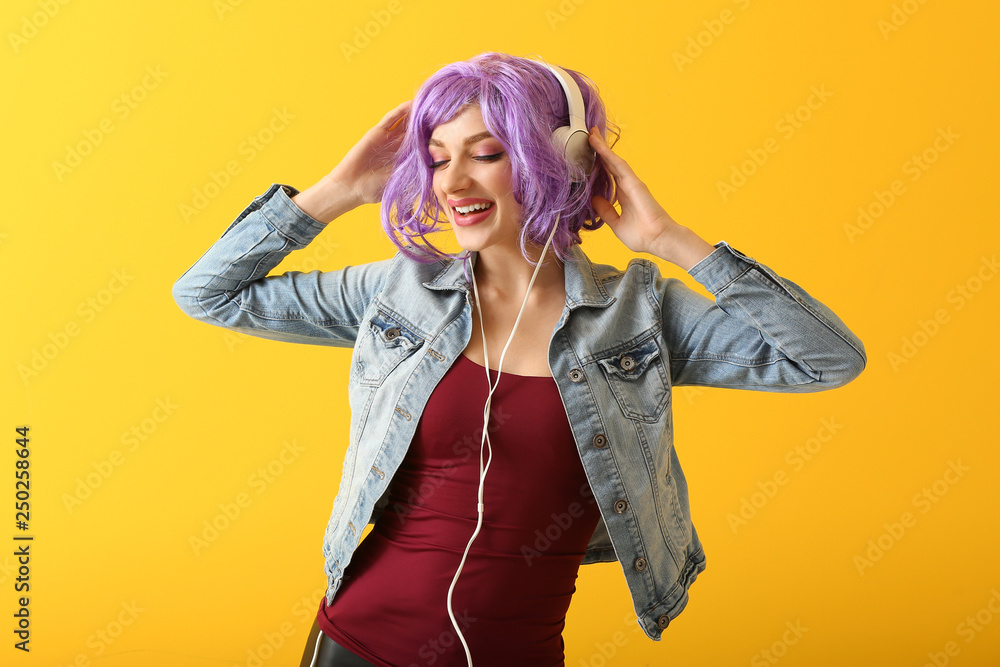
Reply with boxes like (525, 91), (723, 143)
(551, 126), (596, 183)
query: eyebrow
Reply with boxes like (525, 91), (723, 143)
(427, 131), (496, 148)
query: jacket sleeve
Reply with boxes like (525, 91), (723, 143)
(171, 183), (391, 348)
(657, 241), (866, 391)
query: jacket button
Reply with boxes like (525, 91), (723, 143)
(385, 327), (401, 340)
(657, 614), (670, 629)
(634, 556), (648, 572)
(614, 499), (628, 513)
(620, 354), (636, 371)
(568, 368), (583, 382)
(593, 433), (607, 449)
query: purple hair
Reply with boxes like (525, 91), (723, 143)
(379, 52), (620, 265)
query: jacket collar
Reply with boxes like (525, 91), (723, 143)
(421, 244), (615, 310)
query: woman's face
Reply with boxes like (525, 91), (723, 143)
(428, 105), (522, 254)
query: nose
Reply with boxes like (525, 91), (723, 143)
(437, 156), (472, 195)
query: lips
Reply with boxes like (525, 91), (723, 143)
(450, 203), (494, 227)
(446, 197), (495, 227)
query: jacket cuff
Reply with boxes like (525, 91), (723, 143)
(686, 241), (756, 294)
(257, 183), (328, 247)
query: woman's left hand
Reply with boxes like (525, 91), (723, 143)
(588, 128), (715, 271)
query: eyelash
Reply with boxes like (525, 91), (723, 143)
(429, 152), (504, 169)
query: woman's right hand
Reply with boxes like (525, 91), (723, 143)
(292, 99), (413, 224)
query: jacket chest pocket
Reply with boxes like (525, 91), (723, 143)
(596, 337), (669, 422)
(353, 309), (424, 387)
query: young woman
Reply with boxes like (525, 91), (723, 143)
(173, 52), (865, 667)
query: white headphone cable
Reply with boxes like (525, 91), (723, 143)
(446, 215), (561, 667)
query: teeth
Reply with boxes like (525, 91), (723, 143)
(455, 202), (493, 214)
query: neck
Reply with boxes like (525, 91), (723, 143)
(471, 239), (565, 304)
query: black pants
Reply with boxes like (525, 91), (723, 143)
(299, 618), (378, 667)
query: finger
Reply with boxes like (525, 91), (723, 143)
(385, 100), (413, 131)
(591, 195), (620, 226)
(587, 127), (618, 167)
(588, 127), (636, 181)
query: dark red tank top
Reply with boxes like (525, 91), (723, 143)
(317, 353), (601, 666)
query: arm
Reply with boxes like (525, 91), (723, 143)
(657, 242), (866, 390)
(172, 100), (414, 346)
(587, 127), (866, 391)
(171, 182), (392, 347)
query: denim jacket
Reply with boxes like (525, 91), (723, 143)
(172, 183), (866, 640)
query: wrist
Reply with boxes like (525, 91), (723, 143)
(291, 175), (360, 225)
(649, 225), (716, 272)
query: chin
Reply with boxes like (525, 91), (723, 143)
(451, 226), (494, 252)
(453, 226), (522, 253)
(453, 238), (490, 254)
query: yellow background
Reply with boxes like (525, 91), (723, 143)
(3, 0), (999, 665)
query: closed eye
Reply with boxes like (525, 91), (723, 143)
(429, 152), (505, 169)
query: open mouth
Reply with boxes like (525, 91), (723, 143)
(454, 202), (494, 217)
